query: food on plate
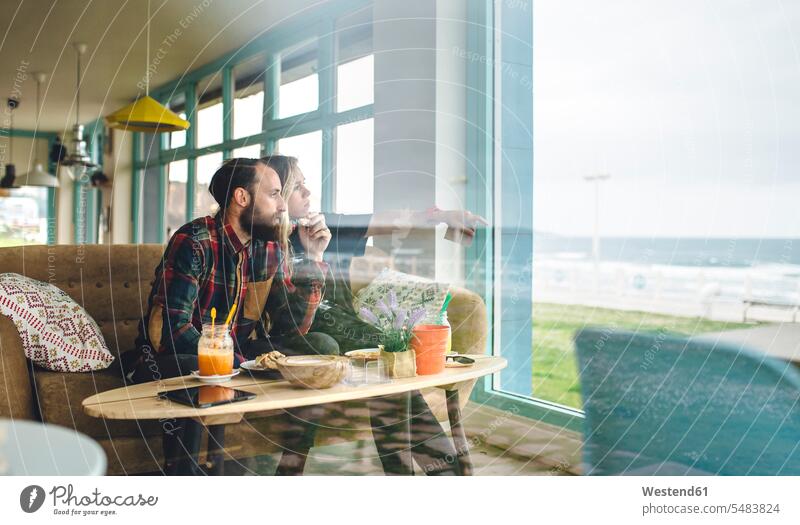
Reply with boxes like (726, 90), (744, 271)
(254, 350), (285, 370)
(345, 349), (381, 361)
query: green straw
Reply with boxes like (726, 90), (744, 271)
(438, 292), (453, 323)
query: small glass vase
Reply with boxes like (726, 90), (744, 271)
(379, 345), (417, 378)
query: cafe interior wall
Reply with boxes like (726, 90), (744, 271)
(373, 0), (468, 287)
(0, 136), (48, 179)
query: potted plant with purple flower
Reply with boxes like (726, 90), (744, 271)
(359, 290), (427, 378)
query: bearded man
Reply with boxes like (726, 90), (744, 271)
(122, 157), (332, 474)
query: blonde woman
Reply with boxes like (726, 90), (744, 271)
(261, 154), (482, 476)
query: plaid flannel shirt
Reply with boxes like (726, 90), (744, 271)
(134, 213), (328, 360)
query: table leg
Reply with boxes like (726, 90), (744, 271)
(206, 425), (226, 476)
(368, 392), (414, 475)
(175, 418), (204, 475)
(445, 389), (473, 476)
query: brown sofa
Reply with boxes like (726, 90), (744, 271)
(0, 244), (488, 475)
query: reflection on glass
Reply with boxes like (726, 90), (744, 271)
(234, 54), (266, 139)
(277, 131), (322, 212)
(337, 55), (373, 112)
(167, 160), (188, 238)
(233, 144), (262, 158)
(280, 39), (318, 118)
(0, 187), (48, 246)
(336, 118), (373, 214)
(195, 152), (223, 218)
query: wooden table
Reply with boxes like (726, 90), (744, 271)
(82, 355), (506, 475)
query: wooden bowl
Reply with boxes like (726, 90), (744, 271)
(276, 355), (348, 389)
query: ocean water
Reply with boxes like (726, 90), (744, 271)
(533, 235), (800, 268)
(532, 235), (800, 305)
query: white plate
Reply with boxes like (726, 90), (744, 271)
(190, 369), (240, 384)
(240, 360), (281, 373)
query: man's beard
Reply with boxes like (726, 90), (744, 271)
(240, 201), (279, 242)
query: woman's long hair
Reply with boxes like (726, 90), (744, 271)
(260, 154), (300, 275)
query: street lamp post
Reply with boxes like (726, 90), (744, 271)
(584, 173), (611, 270)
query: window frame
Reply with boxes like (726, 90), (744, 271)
(131, 0), (374, 243)
(464, 0), (583, 431)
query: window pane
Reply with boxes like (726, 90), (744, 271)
(337, 55), (373, 112)
(279, 39), (318, 118)
(167, 92), (187, 148)
(234, 54), (265, 139)
(196, 72), (223, 148)
(195, 152), (223, 218)
(531, 1), (800, 409)
(233, 144), (262, 158)
(335, 118), (373, 214)
(166, 160), (188, 238)
(277, 131), (322, 212)
(336, 6), (373, 113)
(0, 187), (48, 246)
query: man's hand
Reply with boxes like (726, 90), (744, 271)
(297, 212), (331, 262)
(437, 209), (489, 244)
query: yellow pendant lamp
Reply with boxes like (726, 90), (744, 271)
(106, 0), (189, 133)
(106, 95), (188, 132)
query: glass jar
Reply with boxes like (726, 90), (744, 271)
(197, 323), (234, 376)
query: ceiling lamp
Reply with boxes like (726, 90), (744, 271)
(61, 42), (98, 174)
(20, 72), (59, 187)
(0, 98), (21, 188)
(105, 0), (189, 133)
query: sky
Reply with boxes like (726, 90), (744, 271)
(532, 0), (800, 238)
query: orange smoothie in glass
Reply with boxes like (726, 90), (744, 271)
(197, 323), (234, 376)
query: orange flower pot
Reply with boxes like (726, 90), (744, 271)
(411, 324), (449, 375)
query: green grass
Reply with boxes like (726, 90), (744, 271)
(532, 303), (754, 409)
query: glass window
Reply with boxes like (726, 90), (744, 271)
(167, 92), (187, 149)
(232, 144), (262, 158)
(166, 160), (188, 238)
(234, 54), (266, 139)
(336, 6), (373, 113)
(279, 39), (319, 118)
(337, 55), (373, 112)
(530, 0), (800, 409)
(195, 152), (223, 218)
(196, 72), (223, 148)
(277, 131), (322, 212)
(0, 186), (48, 246)
(335, 118), (373, 214)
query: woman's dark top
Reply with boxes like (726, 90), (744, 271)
(287, 213), (382, 351)
(289, 213), (372, 273)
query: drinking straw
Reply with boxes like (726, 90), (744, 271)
(439, 293), (453, 322)
(210, 307), (217, 332)
(224, 303), (238, 327)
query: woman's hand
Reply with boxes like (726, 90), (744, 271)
(297, 212), (331, 262)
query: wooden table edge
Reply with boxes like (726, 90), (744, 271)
(82, 357), (507, 421)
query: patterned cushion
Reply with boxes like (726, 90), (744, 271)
(353, 268), (450, 325)
(0, 273), (114, 372)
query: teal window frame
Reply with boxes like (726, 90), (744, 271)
(464, 0), (583, 432)
(0, 128), (59, 245)
(131, 0), (373, 243)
